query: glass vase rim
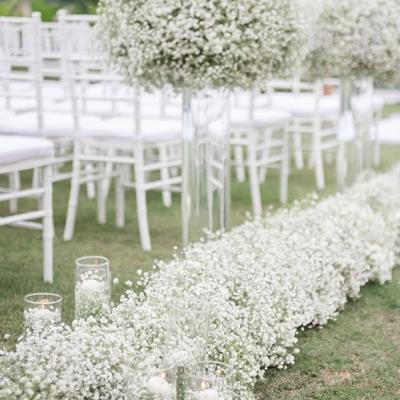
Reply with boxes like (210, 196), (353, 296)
(75, 255), (110, 268)
(169, 297), (211, 314)
(24, 292), (62, 305)
(184, 361), (234, 381)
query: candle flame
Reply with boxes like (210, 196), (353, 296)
(201, 381), (207, 390)
(40, 298), (49, 310)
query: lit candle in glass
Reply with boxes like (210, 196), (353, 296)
(187, 362), (233, 400)
(24, 293), (62, 329)
(146, 371), (173, 396)
(194, 382), (219, 400)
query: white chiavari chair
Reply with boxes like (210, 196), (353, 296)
(0, 13), (75, 185)
(58, 11), (182, 251)
(268, 79), (340, 190)
(230, 91), (290, 216)
(0, 135), (55, 282)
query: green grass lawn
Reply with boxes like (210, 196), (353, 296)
(0, 141), (399, 399)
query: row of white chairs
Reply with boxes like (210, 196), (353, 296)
(0, 12), (384, 281)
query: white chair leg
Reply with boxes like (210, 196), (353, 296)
(293, 131), (304, 170)
(115, 164), (125, 228)
(102, 151), (115, 202)
(8, 172), (20, 213)
(135, 183), (151, 251)
(42, 164), (54, 283)
(373, 120), (381, 167)
(233, 144), (246, 182)
(279, 128), (289, 204)
(159, 144), (172, 207)
(248, 135), (262, 217)
(315, 151), (325, 189)
(64, 145), (82, 241)
(84, 162), (96, 199)
(313, 119), (325, 189)
(336, 141), (347, 190)
(259, 165), (268, 183)
(97, 162), (107, 225)
(134, 144), (152, 250)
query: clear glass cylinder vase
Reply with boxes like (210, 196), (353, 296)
(357, 76), (375, 171)
(75, 256), (111, 319)
(166, 297), (211, 364)
(24, 292), (62, 330)
(181, 89), (231, 246)
(185, 361), (234, 400)
(337, 78), (361, 189)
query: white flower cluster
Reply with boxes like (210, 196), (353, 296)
(75, 285), (110, 320)
(1, 166), (400, 399)
(96, 0), (303, 90)
(304, 0), (400, 82)
(23, 308), (62, 331)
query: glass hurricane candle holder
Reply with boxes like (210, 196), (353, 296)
(185, 362), (233, 400)
(181, 89), (231, 246)
(24, 293), (62, 330)
(75, 256), (111, 319)
(167, 297), (210, 363)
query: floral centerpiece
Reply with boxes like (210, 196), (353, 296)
(305, 0), (400, 82)
(97, 0), (304, 244)
(97, 0), (303, 91)
(302, 0), (400, 185)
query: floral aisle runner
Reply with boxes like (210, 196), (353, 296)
(1, 166), (400, 399)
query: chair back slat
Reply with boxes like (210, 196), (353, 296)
(0, 13), (43, 130)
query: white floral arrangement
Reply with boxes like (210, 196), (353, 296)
(1, 166), (400, 399)
(96, 0), (303, 90)
(304, 0), (400, 81)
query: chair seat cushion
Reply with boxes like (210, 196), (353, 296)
(0, 112), (87, 137)
(230, 108), (291, 128)
(352, 95), (385, 114)
(0, 135), (54, 166)
(0, 112), (182, 143)
(271, 93), (340, 117)
(377, 116), (400, 144)
(87, 117), (181, 142)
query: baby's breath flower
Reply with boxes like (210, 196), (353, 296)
(304, 0), (400, 82)
(97, 0), (304, 91)
(1, 166), (399, 399)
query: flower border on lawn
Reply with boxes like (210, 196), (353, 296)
(1, 166), (400, 399)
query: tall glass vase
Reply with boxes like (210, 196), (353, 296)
(359, 76), (375, 171)
(181, 88), (231, 246)
(337, 78), (360, 189)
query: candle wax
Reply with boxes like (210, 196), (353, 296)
(194, 388), (219, 400)
(80, 279), (103, 292)
(146, 376), (172, 396)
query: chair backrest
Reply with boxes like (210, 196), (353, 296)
(57, 10), (136, 136)
(231, 89), (272, 120)
(267, 78), (340, 114)
(0, 13), (44, 128)
(40, 21), (63, 80)
(58, 10), (182, 140)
